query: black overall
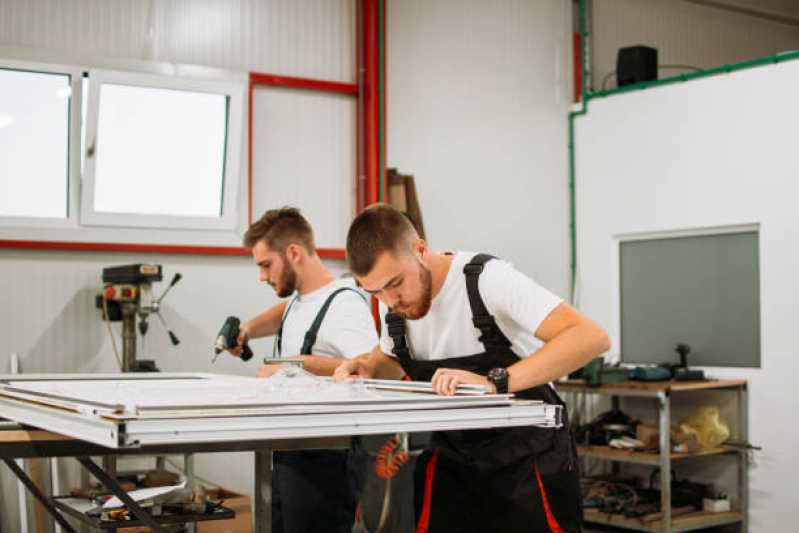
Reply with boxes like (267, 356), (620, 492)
(272, 287), (368, 533)
(385, 254), (582, 533)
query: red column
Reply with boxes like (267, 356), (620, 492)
(362, 0), (382, 206)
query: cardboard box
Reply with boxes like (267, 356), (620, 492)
(635, 423), (659, 449)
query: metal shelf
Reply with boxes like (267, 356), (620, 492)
(563, 379), (748, 533)
(52, 496), (235, 530)
(577, 445), (738, 466)
(583, 509), (743, 533)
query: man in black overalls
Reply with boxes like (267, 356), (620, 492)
(335, 204), (610, 533)
(225, 207), (376, 533)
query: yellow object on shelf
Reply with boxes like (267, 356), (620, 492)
(679, 406), (730, 449)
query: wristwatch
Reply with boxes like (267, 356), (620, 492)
(487, 367), (509, 394)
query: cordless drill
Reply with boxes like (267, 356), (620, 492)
(213, 316), (254, 362)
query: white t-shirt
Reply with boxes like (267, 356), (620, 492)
(280, 278), (377, 359)
(379, 252), (563, 361)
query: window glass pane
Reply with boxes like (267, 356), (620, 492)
(93, 84), (228, 217)
(0, 68), (70, 218)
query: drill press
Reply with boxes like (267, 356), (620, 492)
(96, 264), (182, 372)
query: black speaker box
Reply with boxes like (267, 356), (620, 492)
(616, 45), (658, 87)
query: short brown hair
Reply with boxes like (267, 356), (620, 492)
(243, 207), (316, 254)
(347, 203), (418, 275)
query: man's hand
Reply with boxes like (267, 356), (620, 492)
(431, 368), (496, 396)
(333, 358), (373, 382)
(226, 326), (251, 358)
(257, 363), (287, 378)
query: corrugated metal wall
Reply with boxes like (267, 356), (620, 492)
(0, 0), (355, 80)
(591, 0), (799, 91)
(0, 2), (355, 531)
(387, 0), (574, 297)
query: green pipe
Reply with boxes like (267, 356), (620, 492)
(567, 0), (590, 303)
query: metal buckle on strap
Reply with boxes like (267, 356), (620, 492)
(463, 263), (485, 275)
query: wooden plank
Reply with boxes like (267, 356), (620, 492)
(584, 509), (743, 532)
(557, 379), (746, 394)
(29, 458), (50, 533)
(577, 444), (736, 465)
(0, 430), (73, 443)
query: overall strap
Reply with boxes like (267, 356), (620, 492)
(275, 295), (299, 356)
(300, 287), (366, 355)
(385, 312), (413, 365)
(463, 254), (512, 352)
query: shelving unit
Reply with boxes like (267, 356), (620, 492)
(558, 379), (748, 533)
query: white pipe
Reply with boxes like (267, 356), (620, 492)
(50, 457), (61, 533)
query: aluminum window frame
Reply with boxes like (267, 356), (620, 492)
(80, 69), (245, 231)
(0, 58), (83, 228)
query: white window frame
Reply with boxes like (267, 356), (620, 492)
(80, 69), (244, 231)
(0, 59), (83, 228)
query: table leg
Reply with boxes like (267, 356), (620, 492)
(254, 449), (273, 533)
(2, 458), (77, 533)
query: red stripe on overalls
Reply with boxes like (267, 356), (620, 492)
(415, 449), (441, 533)
(535, 466), (566, 533)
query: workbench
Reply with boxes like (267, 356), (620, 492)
(0, 373), (562, 532)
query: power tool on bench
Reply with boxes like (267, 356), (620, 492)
(96, 264), (182, 372)
(629, 343), (705, 381)
(212, 316), (254, 363)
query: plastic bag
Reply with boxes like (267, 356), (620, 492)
(678, 406), (730, 449)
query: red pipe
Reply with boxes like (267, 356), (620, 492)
(363, 0), (380, 206)
(248, 75), (255, 225)
(356, 0), (365, 213)
(573, 32), (582, 103)
(380, 0), (388, 203)
(249, 73), (357, 95)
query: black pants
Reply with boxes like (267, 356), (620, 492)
(413, 447), (582, 533)
(272, 443), (367, 533)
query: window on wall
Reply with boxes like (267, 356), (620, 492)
(81, 70), (244, 230)
(0, 65), (74, 220)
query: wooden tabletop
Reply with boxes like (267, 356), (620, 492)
(0, 428), (75, 443)
(556, 378), (747, 397)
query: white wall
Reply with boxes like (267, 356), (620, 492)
(574, 58), (799, 531)
(0, 1), (355, 531)
(591, 0), (799, 92)
(252, 86), (356, 249)
(387, 0), (574, 297)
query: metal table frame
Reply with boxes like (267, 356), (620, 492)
(1, 428), (348, 533)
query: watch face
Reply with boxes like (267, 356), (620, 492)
(488, 367), (508, 393)
(489, 367), (507, 380)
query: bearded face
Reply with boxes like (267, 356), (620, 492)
(252, 240), (298, 298)
(391, 258), (433, 320)
(273, 254), (298, 297)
